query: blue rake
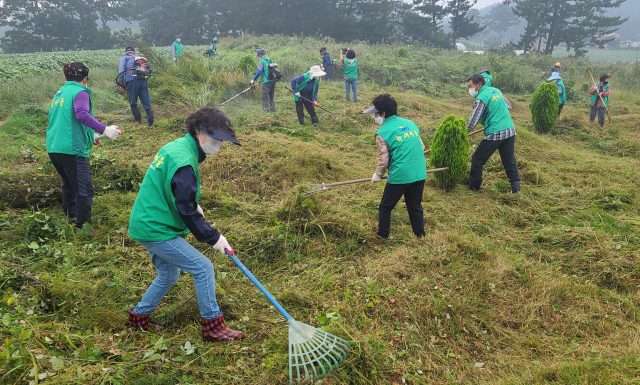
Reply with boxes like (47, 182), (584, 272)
(225, 250), (350, 384)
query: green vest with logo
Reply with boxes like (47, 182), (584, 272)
(128, 134), (201, 242)
(174, 41), (183, 57)
(46, 81), (95, 158)
(557, 79), (567, 105)
(209, 44), (217, 57)
(475, 86), (514, 136)
(481, 72), (493, 87)
(260, 56), (272, 83)
(292, 73), (318, 101)
(344, 58), (358, 79)
(375, 116), (427, 184)
(590, 83), (610, 106)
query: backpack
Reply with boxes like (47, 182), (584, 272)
(266, 60), (284, 82)
(129, 56), (152, 79)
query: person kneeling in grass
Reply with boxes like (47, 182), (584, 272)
(363, 94), (427, 239)
(126, 107), (244, 341)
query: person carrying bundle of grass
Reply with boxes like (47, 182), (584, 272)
(46, 63), (121, 232)
(340, 48), (358, 103)
(363, 94), (427, 239)
(466, 74), (520, 193)
(290, 65), (325, 125)
(547, 72), (566, 116)
(589, 74), (611, 128)
(126, 107), (245, 341)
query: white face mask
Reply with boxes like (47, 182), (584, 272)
(177, 39), (181, 42)
(468, 87), (478, 97)
(375, 116), (384, 126)
(201, 136), (222, 155)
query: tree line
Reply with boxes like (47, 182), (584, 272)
(0, 0), (627, 54)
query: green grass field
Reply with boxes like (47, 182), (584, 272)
(1, 35), (639, 384)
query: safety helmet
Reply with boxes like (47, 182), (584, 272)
(212, 38), (218, 43)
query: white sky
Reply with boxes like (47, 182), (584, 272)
(473, 0), (501, 9)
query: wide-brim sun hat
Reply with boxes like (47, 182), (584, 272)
(555, 62), (562, 67)
(547, 72), (561, 81)
(201, 126), (241, 146)
(309, 65), (326, 78)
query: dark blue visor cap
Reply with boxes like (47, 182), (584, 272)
(201, 127), (241, 146)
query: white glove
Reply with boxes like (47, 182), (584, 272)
(212, 234), (232, 254)
(93, 132), (102, 145)
(371, 173), (382, 183)
(103, 125), (121, 140)
(196, 204), (204, 217)
(250, 79), (255, 85)
(295, 92), (301, 97)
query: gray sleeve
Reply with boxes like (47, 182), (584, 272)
(172, 43), (176, 58)
(467, 100), (486, 132)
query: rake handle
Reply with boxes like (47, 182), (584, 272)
(423, 128), (483, 154)
(588, 70), (612, 123)
(219, 85), (255, 106)
(225, 250), (292, 321)
(321, 167), (449, 188)
(284, 87), (338, 116)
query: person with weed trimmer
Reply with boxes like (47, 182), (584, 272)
(208, 38), (221, 59)
(589, 73), (611, 128)
(251, 49), (277, 112)
(548, 72), (566, 116)
(340, 48), (358, 103)
(466, 74), (520, 193)
(320, 47), (333, 81)
(118, 46), (154, 126)
(126, 107), (245, 341)
(46, 63), (122, 231)
(363, 94), (427, 239)
(290, 65), (325, 125)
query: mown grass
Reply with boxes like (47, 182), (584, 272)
(1, 36), (639, 385)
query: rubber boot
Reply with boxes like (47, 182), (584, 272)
(202, 315), (245, 341)
(298, 118), (305, 125)
(131, 105), (142, 123)
(125, 308), (165, 332)
(146, 110), (154, 127)
(311, 116), (319, 125)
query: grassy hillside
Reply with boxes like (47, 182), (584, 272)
(1, 35), (639, 384)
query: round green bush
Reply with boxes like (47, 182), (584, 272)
(429, 115), (469, 191)
(238, 54), (256, 76)
(396, 47), (408, 58)
(530, 82), (559, 134)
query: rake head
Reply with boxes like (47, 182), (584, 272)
(288, 318), (350, 384)
(303, 184), (330, 197)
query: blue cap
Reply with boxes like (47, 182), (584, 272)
(125, 46), (135, 53)
(212, 38), (218, 42)
(547, 72), (561, 81)
(202, 126), (241, 146)
(256, 49), (265, 56)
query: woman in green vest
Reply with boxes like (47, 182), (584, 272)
(548, 72), (566, 116)
(589, 73), (610, 128)
(126, 107), (245, 341)
(290, 65), (325, 125)
(363, 94), (427, 239)
(340, 48), (358, 103)
(480, 67), (492, 87)
(172, 35), (183, 63)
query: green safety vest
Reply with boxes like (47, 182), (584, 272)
(375, 116), (427, 184)
(259, 56), (272, 84)
(475, 86), (514, 136)
(174, 41), (183, 57)
(344, 58), (358, 79)
(46, 81), (95, 158)
(590, 83), (610, 106)
(128, 134), (202, 242)
(209, 44), (217, 57)
(292, 73), (318, 101)
(481, 72), (493, 87)
(557, 79), (567, 105)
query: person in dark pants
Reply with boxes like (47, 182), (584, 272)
(466, 74), (520, 193)
(251, 49), (276, 112)
(589, 73), (610, 128)
(291, 65), (325, 125)
(46, 63), (122, 230)
(548, 72), (566, 116)
(118, 46), (154, 126)
(363, 94), (427, 239)
(320, 47), (332, 81)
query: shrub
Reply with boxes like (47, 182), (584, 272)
(238, 54), (256, 75)
(429, 115), (469, 191)
(530, 82), (559, 134)
(396, 47), (408, 58)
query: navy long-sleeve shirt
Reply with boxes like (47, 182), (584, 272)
(170, 143), (221, 246)
(322, 52), (331, 68)
(118, 54), (136, 84)
(290, 75), (319, 102)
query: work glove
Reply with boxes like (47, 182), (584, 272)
(371, 173), (382, 183)
(345, 77), (348, 81)
(197, 204), (204, 217)
(313, 101), (318, 107)
(93, 132), (102, 145)
(212, 234), (232, 255)
(103, 125), (121, 140)
(295, 92), (301, 97)
(250, 79), (255, 85)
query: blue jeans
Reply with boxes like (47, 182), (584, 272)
(345, 78), (358, 102)
(133, 237), (221, 319)
(126, 79), (152, 111)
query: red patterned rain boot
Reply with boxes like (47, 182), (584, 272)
(125, 308), (165, 332)
(202, 315), (245, 341)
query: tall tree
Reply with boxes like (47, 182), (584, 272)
(404, 0), (452, 47)
(446, 0), (484, 43)
(478, 3), (521, 38)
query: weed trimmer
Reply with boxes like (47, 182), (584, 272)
(284, 87), (339, 117)
(305, 167), (449, 196)
(588, 70), (612, 124)
(219, 85), (255, 106)
(224, 250), (350, 384)
(424, 127), (484, 154)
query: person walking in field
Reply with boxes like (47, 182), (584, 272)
(118, 46), (154, 126)
(251, 49), (277, 112)
(172, 35), (183, 63)
(46, 63), (121, 230)
(321, 47), (333, 81)
(589, 74), (610, 128)
(290, 65), (325, 125)
(363, 94), (426, 239)
(340, 48), (358, 103)
(126, 107), (245, 341)
(480, 67), (492, 87)
(466, 74), (520, 193)
(548, 72), (566, 116)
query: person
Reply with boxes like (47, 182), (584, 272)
(118, 46), (154, 126)
(548, 72), (566, 116)
(126, 107), (245, 341)
(208, 38), (219, 59)
(340, 48), (358, 103)
(590, 74), (610, 128)
(363, 94), (426, 239)
(251, 49), (276, 112)
(551, 62), (561, 73)
(480, 67), (492, 87)
(320, 47), (332, 81)
(466, 74), (520, 193)
(46, 63), (122, 230)
(172, 35), (183, 63)
(290, 65), (325, 125)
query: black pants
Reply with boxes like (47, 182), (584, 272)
(558, 103), (565, 116)
(48, 153), (94, 228)
(590, 105), (606, 127)
(469, 136), (520, 192)
(378, 180), (425, 238)
(295, 98), (317, 120)
(261, 81), (276, 112)
(324, 65), (333, 81)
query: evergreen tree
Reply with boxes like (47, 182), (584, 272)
(430, 115), (469, 191)
(403, 0), (452, 48)
(446, 0), (484, 44)
(530, 82), (559, 134)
